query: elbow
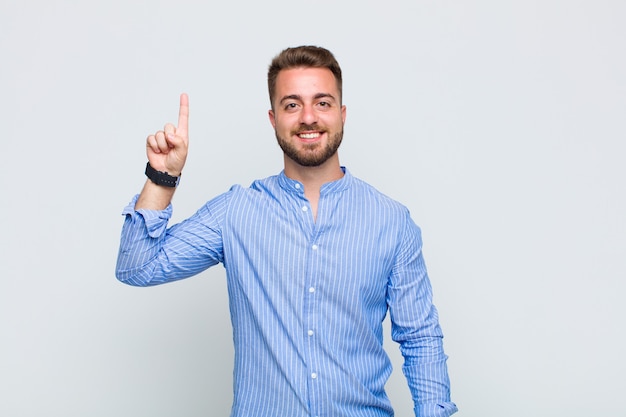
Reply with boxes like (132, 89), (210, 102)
(115, 250), (155, 287)
(115, 267), (154, 287)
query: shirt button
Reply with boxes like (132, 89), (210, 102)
(308, 330), (314, 336)
(302, 206), (308, 212)
(311, 244), (318, 250)
(311, 373), (317, 379)
(309, 287), (315, 293)
(295, 183), (301, 189)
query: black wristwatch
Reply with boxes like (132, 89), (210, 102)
(145, 162), (181, 188)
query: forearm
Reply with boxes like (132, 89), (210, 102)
(400, 335), (457, 417)
(135, 178), (178, 211)
(116, 93), (193, 285)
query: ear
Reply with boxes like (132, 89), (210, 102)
(268, 109), (276, 128)
(341, 105), (347, 124)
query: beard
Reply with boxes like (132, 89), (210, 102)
(275, 124), (344, 167)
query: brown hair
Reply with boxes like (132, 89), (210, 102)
(267, 45), (343, 108)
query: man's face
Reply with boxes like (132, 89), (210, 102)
(269, 67), (347, 167)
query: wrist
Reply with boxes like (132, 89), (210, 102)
(135, 180), (176, 211)
(145, 162), (181, 188)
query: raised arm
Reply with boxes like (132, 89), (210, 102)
(135, 93), (190, 210)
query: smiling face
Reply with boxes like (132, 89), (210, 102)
(269, 67), (347, 168)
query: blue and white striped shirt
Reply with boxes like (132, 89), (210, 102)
(116, 168), (457, 417)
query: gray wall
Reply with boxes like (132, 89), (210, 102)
(1, 1), (624, 416)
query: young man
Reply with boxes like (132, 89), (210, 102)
(116, 45), (457, 417)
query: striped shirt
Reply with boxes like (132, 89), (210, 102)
(116, 168), (457, 417)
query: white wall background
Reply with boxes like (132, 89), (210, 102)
(1, 1), (624, 416)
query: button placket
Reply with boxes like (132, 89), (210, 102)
(300, 197), (323, 414)
(306, 238), (321, 406)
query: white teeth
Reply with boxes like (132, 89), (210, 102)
(299, 133), (320, 139)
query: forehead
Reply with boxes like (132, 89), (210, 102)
(274, 67), (339, 98)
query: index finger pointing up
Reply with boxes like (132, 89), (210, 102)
(177, 93), (189, 137)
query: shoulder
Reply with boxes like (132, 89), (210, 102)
(199, 174), (283, 214)
(349, 174), (411, 216)
(206, 174), (282, 200)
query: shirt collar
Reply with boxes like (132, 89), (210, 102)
(278, 167), (352, 196)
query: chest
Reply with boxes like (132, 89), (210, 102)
(222, 191), (400, 298)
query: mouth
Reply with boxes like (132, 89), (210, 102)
(296, 131), (324, 142)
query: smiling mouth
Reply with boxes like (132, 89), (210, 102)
(297, 132), (322, 139)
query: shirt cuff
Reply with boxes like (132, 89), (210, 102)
(121, 195), (173, 238)
(415, 401), (458, 417)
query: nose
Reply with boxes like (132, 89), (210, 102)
(299, 104), (318, 125)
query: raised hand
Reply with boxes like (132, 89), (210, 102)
(146, 93), (189, 176)
(135, 94), (189, 209)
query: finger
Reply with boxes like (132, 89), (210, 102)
(146, 134), (161, 153)
(164, 123), (176, 135)
(164, 123), (176, 148)
(177, 93), (189, 138)
(154, 130), (170, 153)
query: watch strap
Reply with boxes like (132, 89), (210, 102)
(145, 162), (180, 187)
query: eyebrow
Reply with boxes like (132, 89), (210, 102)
(279, 93), (337, 105)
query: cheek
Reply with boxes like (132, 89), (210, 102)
(325, 114), (344, 128)
(276, 115), (297, 130)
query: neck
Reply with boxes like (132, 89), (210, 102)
(283, 155), (343, 222)
(283, 155), (344, 192)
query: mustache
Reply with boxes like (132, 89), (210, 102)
(293, 123), (325, 134)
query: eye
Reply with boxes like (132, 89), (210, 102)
(284, 102), (299, 111)
(317, 101), (332, 110)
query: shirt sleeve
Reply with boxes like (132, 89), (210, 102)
(387, 212), (458, 417)
(115, 193), (226, 286)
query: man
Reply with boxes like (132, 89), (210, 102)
(116, 45), (457, 417)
